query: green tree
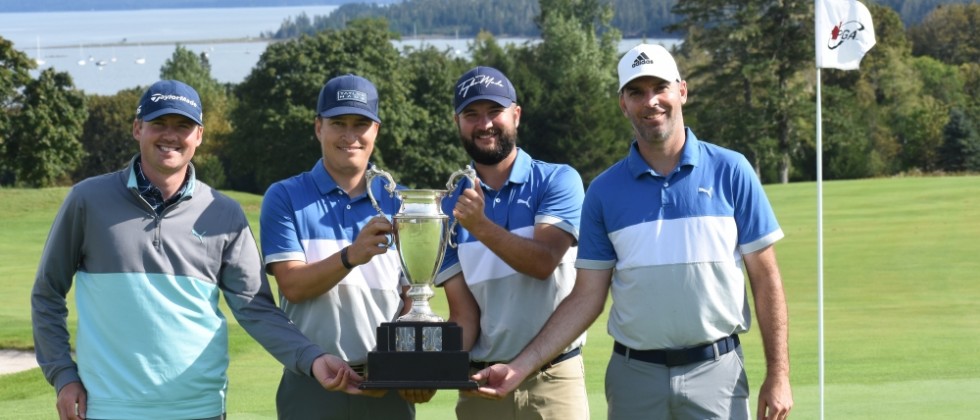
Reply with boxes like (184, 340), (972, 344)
(494, 0), (625, 184)
(160, 44), (233, 188)
(670, 0), (811, 183)
(297, 0), (541, 38)
(6, 69), (87, 187)
(0, 36), (34, 185)
(938, 108), (980, 172)
(813, 84), (879, 179)
(855, 5), (948, 173)
(908, 3), (980, 65)
(961, 62), (980, 146)
(73, 88), (143, 180)
(397, 45), (471, 188)
(228, 19), (416, 193)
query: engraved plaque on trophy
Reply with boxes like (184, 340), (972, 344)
(359, 165), (478, 389)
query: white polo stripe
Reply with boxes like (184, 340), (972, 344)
(610, 216), (740, 270)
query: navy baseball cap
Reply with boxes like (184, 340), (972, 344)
(317, 74), (381, 123)
(453, 66), (517, 114)
(135, 80), (204, 126)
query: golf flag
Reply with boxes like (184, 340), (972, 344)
(815, 0), (876, 70)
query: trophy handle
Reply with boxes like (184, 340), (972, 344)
(365, 164), (397, 247)
(445, 165), (477, 249)
(445, 165), (477, 192)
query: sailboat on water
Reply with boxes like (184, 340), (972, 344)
(135, 43), (146, 64)
(77, 44), (86, 66)
(34, 36), (45, 66)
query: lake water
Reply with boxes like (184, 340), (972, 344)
(0, 6), (679, 95)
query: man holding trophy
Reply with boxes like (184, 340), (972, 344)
(434, 66), (590, 419)
(259, 74), (418, 419)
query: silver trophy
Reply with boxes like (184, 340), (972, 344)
(365, 164), (475, 322)
(360, 164), (478, 389)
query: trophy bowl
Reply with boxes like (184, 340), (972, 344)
(392, 189), (449, 323)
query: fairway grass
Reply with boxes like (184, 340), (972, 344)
(2, 175), (979, 418)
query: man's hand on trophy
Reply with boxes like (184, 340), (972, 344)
(312, 354), (386, 397)
(397, 389), (436, 404)
(464, 363), (528, 400)
(453, 178), (490, 233)
(348, 216), (394, 265)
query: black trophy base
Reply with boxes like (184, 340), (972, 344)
(359, 321), (477, 390)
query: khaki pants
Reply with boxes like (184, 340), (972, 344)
(456, 354), (589, 420)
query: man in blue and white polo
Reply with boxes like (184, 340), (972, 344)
(435, 66), (589, 419)
(260, 74), (416, 419)
(469, 45), (794, 420)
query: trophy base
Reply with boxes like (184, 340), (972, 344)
(360, 381), (477, 390)
(359, 322), (477, 390)
(359, 351), (477, 389)
(396, 311), (444, 323)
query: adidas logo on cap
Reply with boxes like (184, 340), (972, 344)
(632, 52), (654, 68)
(617, 43), (681, 91)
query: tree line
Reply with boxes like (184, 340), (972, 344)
(0, 0), (382, 13)
(267, 0), (683, 39)
(266, 0), (973, 40)
(1, 0), (978, 192)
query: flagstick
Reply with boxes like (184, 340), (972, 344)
(815, 67), (826, 420)
(816, 2), (875, 416)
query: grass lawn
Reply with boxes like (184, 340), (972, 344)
(2, 175), (979, 418)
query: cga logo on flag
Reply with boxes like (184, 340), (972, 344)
(827, 20), (867, 50)
(815, 0), (876, 70)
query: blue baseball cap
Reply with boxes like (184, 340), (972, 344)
(317, 74), (381, 123)
(135, 80), (204, 126)
(453, 66), (517, 114)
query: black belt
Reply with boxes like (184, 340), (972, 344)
(470, 347), (581, 372)
(614, 334), (739, 367)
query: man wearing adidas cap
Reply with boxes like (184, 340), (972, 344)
(435, 66), (588, 419)
(260, 74), (418, 419)
(469, 45), (794, 419)
(32, 80), (366, 420)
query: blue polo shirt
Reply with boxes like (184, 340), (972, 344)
(260, 159), (406, 364)
(577, 128), (783, 350)
(435, 149), (586, 362)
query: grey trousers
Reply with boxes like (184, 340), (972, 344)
(605, 347), (750, 419)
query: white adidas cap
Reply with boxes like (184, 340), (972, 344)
(617, 43), (681, 91)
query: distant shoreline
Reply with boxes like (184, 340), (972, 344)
(0, 1), (359, 14)
(42, 34), (616, 51)
(43, 37), (279, 50)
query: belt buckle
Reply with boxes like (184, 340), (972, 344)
(663, 350), (687, 367)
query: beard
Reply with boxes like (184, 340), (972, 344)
(460, 127), (517, 165)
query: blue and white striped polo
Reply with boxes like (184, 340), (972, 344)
(436, 149), (586, 362)
(260, 159), (406, 364)
(577, 128), (783, 350)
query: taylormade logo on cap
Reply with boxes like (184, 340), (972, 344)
(136, 80), (204, 125)
(149, 93), (198, 108)
(617, 44), (681, 92)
